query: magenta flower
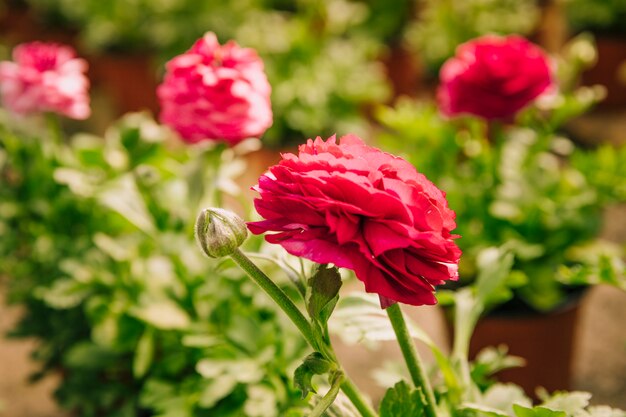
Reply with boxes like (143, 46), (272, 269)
(248, 135), (461, 307)
(0, 42), (90, 119)
(157, 32), (273, 145)
(437, 35), (553, 121)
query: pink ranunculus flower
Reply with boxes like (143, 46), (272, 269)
(248, 134), (461, 307)
(437, 35), (553, 121)
(157, 32), (273, 145)
(0, 42), (90, 119)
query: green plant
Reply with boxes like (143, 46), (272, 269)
(23, 0), (393, 146)
(375, 39), (626, 312)
(198, 207), (626, 414)
(564, 0), (626, 36)
(0, 112), (311, 416)
(406, 0), (541, 75)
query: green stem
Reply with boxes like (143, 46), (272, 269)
(44, 112), (63, 157)
(309, 371), (344, 417)
(230, 249), (317, 348)
(340, 378), (378, 417)
(229, 249), (378, 417)
(386, 303), (438, 417)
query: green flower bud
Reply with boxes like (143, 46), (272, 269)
(195, 208), (248, 258)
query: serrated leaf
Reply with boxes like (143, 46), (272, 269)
(293, 352), (332, 398)
(379, 380), (426, 417)
(513, 404), (567, 417)
(307, 265), (342, 327)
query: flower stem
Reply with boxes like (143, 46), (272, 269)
(386, 303), (438, 417)
(44, 112), (63, 157)
(309, 371), (344, 417)
(340, 377), (378, 417)
(230, 249), (317, 348)
(229, 249), (378, 417)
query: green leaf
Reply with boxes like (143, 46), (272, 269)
(308, 370), (344, 417)
(63, 342), (118, 370)
(482, 383), (532, 415)
(196, 358), (264, 384)
(513, 404), (567, 417)
(198, 376), (238, 408)
(306, 264), (342, 328)
(34, 279), (91, 309)
(460, 403), (511, 417)
(471, 347), (526, 389)
(540, 391), (591, 415)
(586, 405), (626, 417)
(98, 175), (156, 234)
(132, 301), (190, 330)
(452, 247), (515, 367)
(379, 380), (426, 417)
(133, 328), (154, 378)
(293, 352), (333, 398)
(475, 247), (516, 309)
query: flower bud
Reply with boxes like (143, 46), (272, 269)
(195, 208), (248, 258)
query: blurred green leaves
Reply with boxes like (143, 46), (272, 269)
(0, 111), (309, 416)
(376, 57), (626, 312)
(24, 0), (393, 146)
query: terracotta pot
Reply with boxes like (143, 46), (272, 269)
(582, 35), (626, 109)
(465, 292), (586, 398)
(88, 54), (160, 116)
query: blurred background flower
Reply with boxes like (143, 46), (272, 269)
(157, 32), (273, 145)
(0, 0), (625, 415)
(0, 41), (90, 119)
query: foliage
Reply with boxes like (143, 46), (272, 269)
(564, 0), (626, 35)
(375, 39), (626, 312)
(330, 247), (626, 415)
(23, 0), (393, 146)
(405, 0), (541, 75)
(0, 112), (310, 416)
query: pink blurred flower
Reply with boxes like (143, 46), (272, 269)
(0, 42), (90, 119)
(157, 32), (272, 145)
(248, 134), (461, 307)
(438, 35), (553, 120)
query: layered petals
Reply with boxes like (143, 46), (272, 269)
(157, 32), (272, 145)
(249, 135), (461, 307)
(0, 42), (90, 119)
(437, 35), (553, 120)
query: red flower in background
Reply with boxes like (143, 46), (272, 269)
(0, 42), (90, 119)
(157, 32), (272, 145)
(438, 35), (553, 120)
(248, 135), (461, 307)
